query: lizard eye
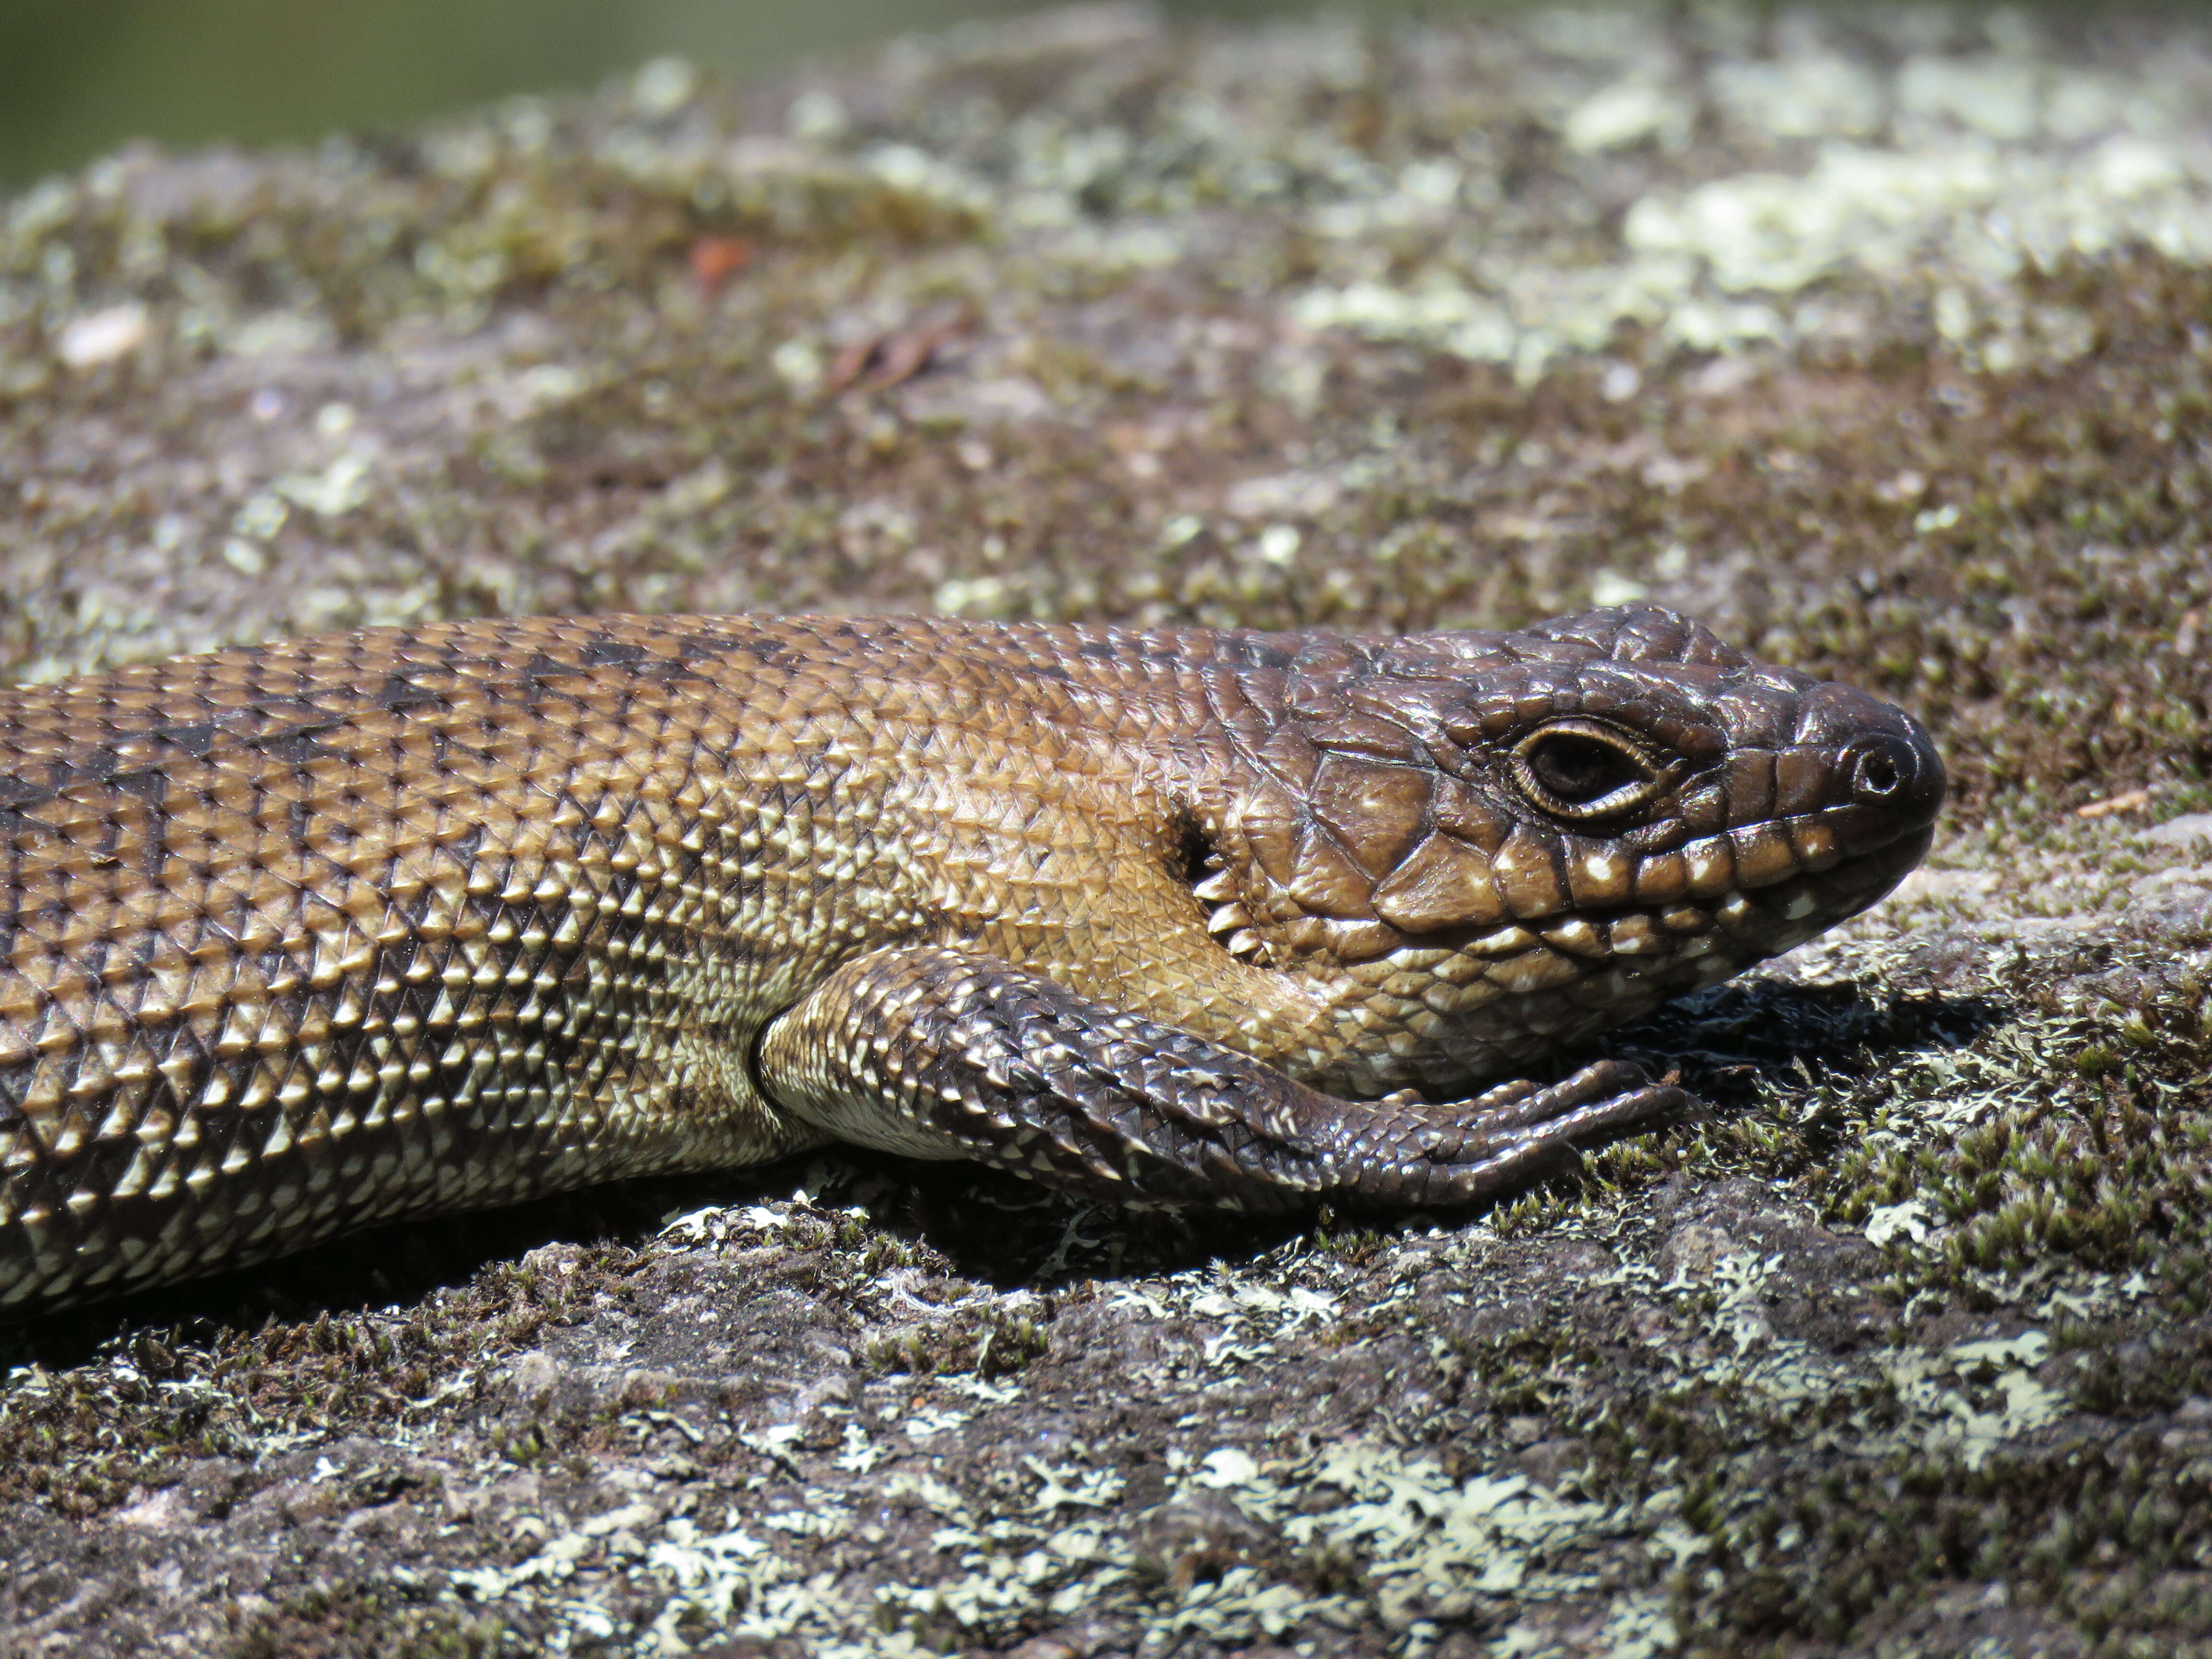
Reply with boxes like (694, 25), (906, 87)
(1510, 721), (1669, 821)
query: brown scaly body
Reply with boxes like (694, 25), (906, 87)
(0, 606), (1942, 1314)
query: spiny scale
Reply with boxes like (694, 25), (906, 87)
(1, 607), (1944, 1312)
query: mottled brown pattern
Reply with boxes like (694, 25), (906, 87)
(0, 605), (1941, 1312)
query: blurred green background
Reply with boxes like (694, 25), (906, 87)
(0, 0), (1464, 187)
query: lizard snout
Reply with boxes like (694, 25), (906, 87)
(1841, 729), (1942, 818)
(1793, 684), (1946, 855)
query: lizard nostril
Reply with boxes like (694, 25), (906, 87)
(1842, 733), (1930, 810)
(1819, 725), (1946, 860)
(1854, 745), (1901, 799)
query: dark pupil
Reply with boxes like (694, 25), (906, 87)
(1529, 733), (1640, 803)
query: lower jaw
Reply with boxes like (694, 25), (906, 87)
(1322, 833), (1940, 1096)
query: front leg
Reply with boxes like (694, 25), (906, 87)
(754, 945), (1684, 1212)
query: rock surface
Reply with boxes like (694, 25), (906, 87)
(5, 5), (2212, 1655)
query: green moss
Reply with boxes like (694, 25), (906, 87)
(862, 1304), (1051, 1380)
(0, 1238), (631, 1515)
(231, 1583), (523, 1659)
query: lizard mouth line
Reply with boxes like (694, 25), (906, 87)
(1201, 823), (1930, 1103)
(1202, 815), (1933, 972)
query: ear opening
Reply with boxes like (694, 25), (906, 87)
(1174, 817), (1217, 890)
(1178, 816), (1269, 962)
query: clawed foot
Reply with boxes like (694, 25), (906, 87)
(759, 942), (1688, 1216)
(1331, 1060), (1687, 1208)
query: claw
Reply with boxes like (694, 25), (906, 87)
(1332, 1061), (1686, 1208)
(1482, 1059), (1659, 1130)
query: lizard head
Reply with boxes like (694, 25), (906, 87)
(1197, 605), (1944, 1094)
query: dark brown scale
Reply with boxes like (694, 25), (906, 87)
(0, 606), (1943, 1313)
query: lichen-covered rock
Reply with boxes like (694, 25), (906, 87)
(4, 5), (2212, 1656)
